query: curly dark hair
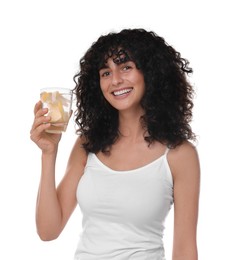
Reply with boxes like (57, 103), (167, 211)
(73, 28), (196, 153)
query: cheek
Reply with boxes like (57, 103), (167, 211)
(100, 82), (111, 102)
(133, 71), (144, 84)
(136, 76), (145, 92)
(100, 80), (109, 94)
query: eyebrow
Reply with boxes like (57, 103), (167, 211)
(99, 64), (109, 70)
(99, 60), (134, 71)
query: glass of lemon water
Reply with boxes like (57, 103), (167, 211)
(40, 88), (73, 134)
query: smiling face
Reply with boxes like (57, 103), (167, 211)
(99, 57), (145, 113)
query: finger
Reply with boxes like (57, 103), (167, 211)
(34, 100), (42, 115)
(30, 122), (51, 141)
(31, 112), (51, 133)
(35, 107), (49, 119)
(32, 114), (51, 129)
(34, 101), (49, 119)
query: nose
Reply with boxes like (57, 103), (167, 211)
(111, 70), (123, 86)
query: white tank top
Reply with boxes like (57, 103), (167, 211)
(75, 150), (173, 260)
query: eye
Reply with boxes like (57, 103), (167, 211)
(100, 70), (111, 77)
(103, 71), (110, 77)
(123, 65), (131, 71)
(121, 61), (135, 71)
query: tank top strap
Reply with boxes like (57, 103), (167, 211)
(164, 147), (170, 156)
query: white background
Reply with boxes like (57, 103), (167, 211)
(0, 0), (241, 259)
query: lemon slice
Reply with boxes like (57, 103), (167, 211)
(49, 105), (62, 122)
(40, 91), (51, 102)
(41, 91), (67, 123)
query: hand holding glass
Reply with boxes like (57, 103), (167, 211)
(40, 88), (73, 134)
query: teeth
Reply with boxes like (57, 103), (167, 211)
(113, 88), (132, 96)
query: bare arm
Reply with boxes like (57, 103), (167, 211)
(30, 101), (86, 240)
(168, 142), (200, 260)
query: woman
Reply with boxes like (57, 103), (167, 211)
(30, 28), (200, 260)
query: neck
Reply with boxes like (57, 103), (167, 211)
(118, 109), (146, 142)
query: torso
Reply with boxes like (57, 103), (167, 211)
(75, 146), (174, 260)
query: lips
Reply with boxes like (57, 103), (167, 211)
(112, 87), (133, 96)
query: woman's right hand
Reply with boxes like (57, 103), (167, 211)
(30, 101), (62, 154)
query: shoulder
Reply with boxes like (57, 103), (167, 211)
(168, 141), (198, 160)
(167, 141), (200, 181)
(67, 136), (88, 172)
